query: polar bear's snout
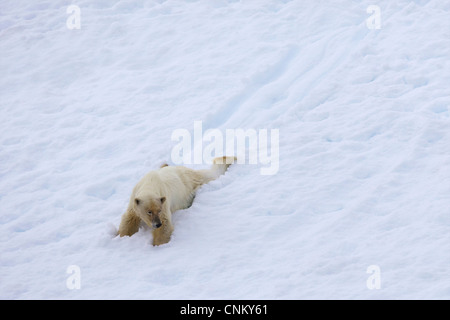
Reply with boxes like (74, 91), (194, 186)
(148, 211), (162, 229)
(152, 221), (162, 229)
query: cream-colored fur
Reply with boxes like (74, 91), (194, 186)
(118, 156), (236, 246)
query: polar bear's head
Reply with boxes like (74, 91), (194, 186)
(133, 196), (166, 229)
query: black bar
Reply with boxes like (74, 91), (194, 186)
(1, 300), (446, 318)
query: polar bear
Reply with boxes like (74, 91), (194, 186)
(118, 156), (236, 246)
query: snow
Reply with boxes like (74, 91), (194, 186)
(1, 0), (450, 299)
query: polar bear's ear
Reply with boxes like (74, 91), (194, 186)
(135, 198), (141, 206)
(160, 197), (166, 204)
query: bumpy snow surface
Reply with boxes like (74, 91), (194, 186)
(1, 0), (449, 299)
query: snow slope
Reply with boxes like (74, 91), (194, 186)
(1, 0), (450, 299)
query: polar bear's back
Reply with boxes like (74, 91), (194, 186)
(134, 165), (205, 212)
